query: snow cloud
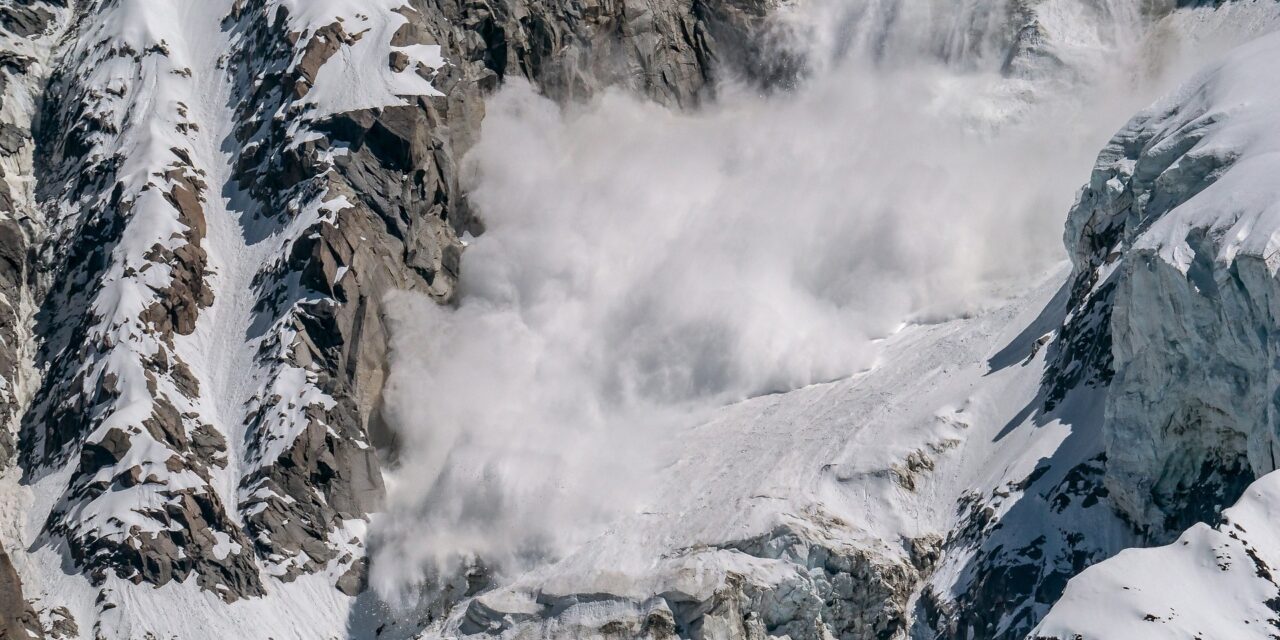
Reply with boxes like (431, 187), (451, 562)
(367, 0), (1280, 604)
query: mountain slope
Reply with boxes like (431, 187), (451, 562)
(0, 0), (769, 636)
(2, 0), (1280, 639)
(1034, 27), (1280, 640)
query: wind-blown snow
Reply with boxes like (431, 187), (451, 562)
(371, 0), (1280, 603)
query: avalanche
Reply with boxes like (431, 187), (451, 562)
(2, 0), (1280, 638)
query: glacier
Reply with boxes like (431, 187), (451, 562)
(1036, 27), (1280, 640)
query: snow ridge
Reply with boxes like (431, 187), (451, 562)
(13, 0), (452, 619)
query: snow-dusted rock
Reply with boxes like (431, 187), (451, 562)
(0, 0), (774, 629)
(1057, 27), (1280, 540)
(0, 2), (75, 634)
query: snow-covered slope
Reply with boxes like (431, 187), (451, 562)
(1, 0), (1280, 638)
(1034, 473), (1280, 639)
(1032, 27), (1280, 640)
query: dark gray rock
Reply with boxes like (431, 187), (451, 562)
(0, 4), (54, 40)
(336, 557), (369, 596)
(215, 0), (773, 588)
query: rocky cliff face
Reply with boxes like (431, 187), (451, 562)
(1053, 26), (1280, 541)
(0, 0), (773, 633)
(0, 1), (72, 635)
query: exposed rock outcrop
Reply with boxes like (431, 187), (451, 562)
(0, 0), (69, 632)
(1054, 30), (1280, 540)
(2, 0), (774, 605)
(0, 550), (40, 639)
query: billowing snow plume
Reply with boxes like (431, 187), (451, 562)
(371, 0), (1280, 601)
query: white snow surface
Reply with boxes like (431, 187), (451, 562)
(428, 267), (1074, 624)
(274, 0), (445, 122)
(6, 0), (1280, 638)
(1036, 470), (1280, 639)
(1034, 28), (1280, 640)
(1126, 34), (1280, 272)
